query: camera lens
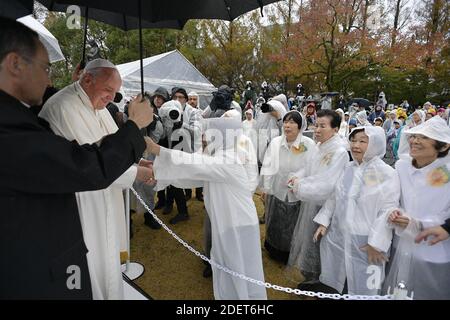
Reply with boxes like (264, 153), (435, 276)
(261, 103), (273, 113)
(169, 109), (180, 120)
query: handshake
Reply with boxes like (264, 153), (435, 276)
(136, 158), (156, 186)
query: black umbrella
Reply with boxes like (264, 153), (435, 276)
(39, 0), (280, 22)
(347, 98), (373, 108)
(39, 0), (282, 95)
(38, 1), (186, 31)
(0, 0), (34, 19)
(39, 1), (187, 94)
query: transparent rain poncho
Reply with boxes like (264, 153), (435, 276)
(153, 117), (267, 300)
(382, 117), (450, 299)
(314, 126), (400, 294)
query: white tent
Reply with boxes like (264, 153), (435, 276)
(117, 50), (216, 109)
(17, 15), (65, 63)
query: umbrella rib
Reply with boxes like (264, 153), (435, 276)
(223, 0), (233, 21)
(257, 0), (265, 17)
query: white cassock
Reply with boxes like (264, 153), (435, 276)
(153, 118), (267, 300)
(39, 81), (136, 299)
(314, 126), (400, 295)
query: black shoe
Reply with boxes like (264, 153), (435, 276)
(169, 213), (189, 224)
(297, 280), (321, 292)
(154, 201), (165, 210)
(144, 212), (161, 230)
(202, 265), (212, 278)
(162, 204), (173, 215)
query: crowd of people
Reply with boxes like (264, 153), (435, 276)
(1, 17), (449, 300)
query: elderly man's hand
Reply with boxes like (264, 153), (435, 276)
(136, 165), (155, 185)
(128, 94), (153, 129)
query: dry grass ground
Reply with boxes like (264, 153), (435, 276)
(130, 191), (303, 300)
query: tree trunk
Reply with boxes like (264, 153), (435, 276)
(391, 0), (402, 47)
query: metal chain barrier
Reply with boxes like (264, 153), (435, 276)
(131, 187), (395, 300)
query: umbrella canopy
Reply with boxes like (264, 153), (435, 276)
(38, 0), (281, 22)
(0, 0), (33, 19)
(38, 1), (186, 30)
(17, 15), (65, 63)
(347, 98), (373, 108)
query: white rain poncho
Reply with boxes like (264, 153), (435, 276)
(397, 109), (426, 157)
(287, 133), (349, 281)
(260, 112), (317, 258)
(254, 100), (287, 162)
(383, 117), (450, 300)
(314, 126), (400, 294)
(242, 110), (257, 149)
(153, 118), (267, 300)
(260, 112), (315, 202)
(271, 94), (290, 112)
(335, 108), (349, 138)
(356, 110), (371, 126)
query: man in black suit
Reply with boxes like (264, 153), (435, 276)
(0, 17), (153, 299)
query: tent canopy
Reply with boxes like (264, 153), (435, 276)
(117, 50), (216, 109)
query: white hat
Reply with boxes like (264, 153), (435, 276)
(404, 116), (450, 144)
(188, 91), (199, 97)
(84, 58), (117, 71)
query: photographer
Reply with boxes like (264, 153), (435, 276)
(261, 81), (271, 101)
(241, 80), (257, 109)
(161, 88), (202, 223)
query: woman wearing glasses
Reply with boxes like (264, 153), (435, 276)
(384, 116), (450, 299)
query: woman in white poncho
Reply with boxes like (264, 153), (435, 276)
(313, 126), (400, 295)
(260, 111), (317, 263)
(254, 99), (287, 163)
(335, 108), (349, 138)
(383, 116), (450, 300)
(146, 117), (267, 300)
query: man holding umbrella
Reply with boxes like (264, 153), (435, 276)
(0, 17), (153, 299)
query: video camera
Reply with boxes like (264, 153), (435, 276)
(261, 102), (275, 113)
(159, 101), (182, 127)
(210, 88), (232, 112)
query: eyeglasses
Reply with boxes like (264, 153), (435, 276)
(21, 55), (52, 75)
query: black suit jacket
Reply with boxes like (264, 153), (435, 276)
(0, 90), (145, 299)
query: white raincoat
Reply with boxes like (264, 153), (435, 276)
(260, 132), (317, 202)
(383, 117), (450, 299)
(335, 108), (349, 138)
(39, 81), (136, 300)
(153, 118), (267, 300)
(254, 100), (287, 162)
(314, 126), (400, 294)
(260, 112), (317, 257)
(287, 133), (349, 280)
(397, 109), (426, 157)
(242, 111), (257, 150)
